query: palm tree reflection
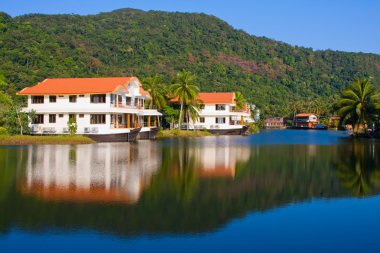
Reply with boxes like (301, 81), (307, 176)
(336, 140), (380, 196)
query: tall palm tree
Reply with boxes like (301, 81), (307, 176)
(234, 92), (246, 110)
(338, 78), (380, 136)
(142, 74), (167, 110)
(170, 71), (199, 129)
(184, 99), (202, 130)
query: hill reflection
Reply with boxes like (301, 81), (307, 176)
(0, 136), (379, 236)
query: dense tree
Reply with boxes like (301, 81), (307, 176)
(337, 78), (380, 135)
(0, 9), (379, 117)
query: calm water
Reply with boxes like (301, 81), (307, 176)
(1, 130), (380, 252)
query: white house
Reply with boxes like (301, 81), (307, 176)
(171, 92), (253, 134)
(17, 77), (162, 141)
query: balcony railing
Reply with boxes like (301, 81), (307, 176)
(144, 105), (157, 110)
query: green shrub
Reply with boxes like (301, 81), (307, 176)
(0, 127), (8, 135)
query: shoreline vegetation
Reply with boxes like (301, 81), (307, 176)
(0, 135), (95, 145)
(156, 129), (213, 138)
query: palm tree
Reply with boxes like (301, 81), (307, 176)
(170, 71), (199, 129)
(234, 92), (246, 110)
(184, 99), (202, 130)
(337, 78), (380, 136)
(142, 74), (167, 110)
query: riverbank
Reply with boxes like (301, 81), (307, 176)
(156, 129), (213, 138)
(0, 135), (95, 145)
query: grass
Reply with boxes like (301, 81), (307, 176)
(156, 129), (213, 138)
(0, 135), (95, 145)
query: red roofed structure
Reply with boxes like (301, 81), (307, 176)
(17, 77), (138, 95)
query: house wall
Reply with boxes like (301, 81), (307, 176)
(186, 103), (251, 129)
(25, 85), (160, 134)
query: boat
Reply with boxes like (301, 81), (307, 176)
(138, 127), (161, 140)
(84, 127), (142, 142)
(208, 126), (249, 135)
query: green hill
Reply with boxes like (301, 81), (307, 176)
(0, 9), (380, 116)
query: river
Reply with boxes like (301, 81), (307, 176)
(1, 130), (380, 252)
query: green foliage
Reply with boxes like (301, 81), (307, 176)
(4, 106), (30, 135)
(0, 127), (8, 135)
(337, 78), (380, 135)
(234, 92), (246, 110)
(142, 74), (167, 110)
(67, 117), (77, 135)
(247, 122), (260, 134)
(162, 105), (179, 129)
(170, 71), (200, 128)
(0, 9), (379, 116)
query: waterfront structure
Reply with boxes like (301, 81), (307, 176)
(294, 113), (319, 128)
(17, 77), (162, 141)
(264, 117), (286, 129)
(171, 92), (254, 134)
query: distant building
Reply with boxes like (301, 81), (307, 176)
(170, 92), (253, 134)
(294, 113), (319, 128)
(264, 117), (286, 129)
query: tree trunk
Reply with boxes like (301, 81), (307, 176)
(186, 111), (189, 130)
(16, 110), (23, 135)
(178, 102), (183, 129)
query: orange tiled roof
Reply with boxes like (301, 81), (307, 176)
(17, 77), (138, 95)
(296, 113), (318, 117)
(171, 92), (236, 104)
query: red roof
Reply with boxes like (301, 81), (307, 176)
(17, 77), (139, 95)
(171, 92), (236, 104)
(296, 113), (319, 117)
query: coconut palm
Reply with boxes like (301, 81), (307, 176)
(184, 99), (202, 130)
(170, 71), (199, 129)
(337, 78), (380, 136)
(234, 92), (246, 110)
(142, 74), (167, 110)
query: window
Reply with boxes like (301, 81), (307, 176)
(90, 94), (106, 103)
(79, 114), (84, 118)
(31, 96), (44, 104)
(200, 104), (205, 110)
(199, 117), (205, 123)
(33, 114), (44, 124)
(59, 114), (64, 118)
(59, 95), (64, 97)
(69, 114), (76, 121)
(90, 114), (106, 124)
(79, 95), (85, 97)
(69, 95), (77, 103)
(216, 117), (226, 124)
(49, 114), (56, 123)
(216, 104), (226, 111)
(49, 96), (56, 103)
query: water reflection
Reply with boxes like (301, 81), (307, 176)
(20, 142), (161, 203)
(336, 140), (380, 196)
(0, 133), (380, 236)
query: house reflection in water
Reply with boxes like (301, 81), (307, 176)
(191, 137), (251, 178)
(20, 142), (161, 204)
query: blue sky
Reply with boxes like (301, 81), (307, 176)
(1, 0), (379, 54)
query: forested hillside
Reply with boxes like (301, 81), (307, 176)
(0, 9), (380, 116)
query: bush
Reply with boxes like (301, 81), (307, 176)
(0, 127), (8, 135)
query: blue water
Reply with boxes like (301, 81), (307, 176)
(1, 130), (379, 252)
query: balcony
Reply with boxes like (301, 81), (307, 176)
(111, 102), (143, 109)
